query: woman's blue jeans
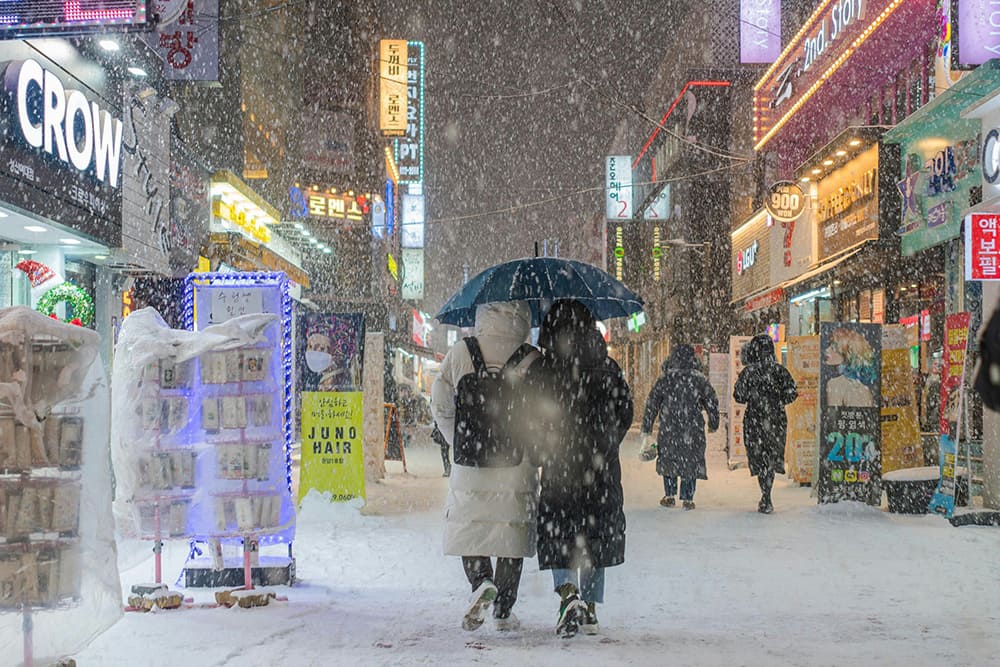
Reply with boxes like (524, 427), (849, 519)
(551, 566), (605, 604)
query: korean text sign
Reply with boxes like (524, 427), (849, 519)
(965, 213), (1000, 280)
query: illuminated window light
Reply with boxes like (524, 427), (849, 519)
(754, 0), (905, 151)
(812, 168), (822, 175)
(127, 66), (147, 77)
(99, 39), (120, 52)
(850, 139), (862, 146)
(836, 150), (847, 157)
(800, 177), (810, 183)
(823, 159), (834, 166)
(94, 255), (108, 260)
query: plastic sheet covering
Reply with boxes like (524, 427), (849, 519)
(0, 306), (120, 665)
(111, 308), (294, 561)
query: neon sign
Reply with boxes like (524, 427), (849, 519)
(0, 1), (148, 36)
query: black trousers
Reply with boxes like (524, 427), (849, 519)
(758, 468), (775, 502)
(462, 556), (523, 617)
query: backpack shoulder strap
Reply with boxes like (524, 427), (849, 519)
(503, 343), (539, 374)
(463, 337), (488, 376)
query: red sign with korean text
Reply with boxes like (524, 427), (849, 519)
(939, 312), (970, 434)
(965, 213), (1000, 280)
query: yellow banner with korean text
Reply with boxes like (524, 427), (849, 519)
(299, 391), (365, 504)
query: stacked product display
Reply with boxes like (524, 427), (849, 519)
(0, 307), (119, 665)
(112, 308), (294, 592)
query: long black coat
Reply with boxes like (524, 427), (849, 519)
(526, 301), (633, 571)
(641, 345), (719, 480)
(733, 335), (798, 477)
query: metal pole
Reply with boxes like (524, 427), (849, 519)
(22, 604), (32, 667)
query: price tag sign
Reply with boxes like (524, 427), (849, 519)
(210, 288), (264, 324)
(764, 181), (805, 222)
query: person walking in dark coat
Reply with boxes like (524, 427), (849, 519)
(431, 421), (451, 477)
(733, 334), (798, 514)
(525, 300), (633, 638)
(640, 344), (720, 510)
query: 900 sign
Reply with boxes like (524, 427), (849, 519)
(764, 181), (806, 222)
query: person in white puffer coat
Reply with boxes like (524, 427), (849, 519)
(430, 300), (540, 633)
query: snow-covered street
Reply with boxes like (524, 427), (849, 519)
(75, 430), (1000, 666)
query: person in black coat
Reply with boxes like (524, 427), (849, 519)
(525, 299), (633, 638)
(640, 344), (720, 510)
(733, 334), (798, 514)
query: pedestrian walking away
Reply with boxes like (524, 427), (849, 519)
(431, 421), (452, 477)
(639, 344), (720, 510)
(733, 334), (798, 514)
(430, 301), (540, 633)
(524, 299), (633, 638)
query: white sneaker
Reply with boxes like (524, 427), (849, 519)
(462, 581), (498, 631)
(494, 611), (520, 631)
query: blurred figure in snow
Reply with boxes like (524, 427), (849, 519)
(525, 300), (633, 638)
(639, 344), (719, 510)
(733, 334), (797, 514)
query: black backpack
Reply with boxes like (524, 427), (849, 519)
(975, 307), (1000, 411)
(453, 337), (536, 467)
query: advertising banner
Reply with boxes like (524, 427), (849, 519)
(965, 213), (1000, 280)
(880, 325), (922, 473)
(740, 0), (781, 64)
(930, 312), (971, 516)
(786, 336), (820, 484)
(728, 336), (753, 468)
(818, 323), (882, 504)
(146, 0), (220, 82)
(300, 391), (365, 503)
(298, 313), (366, 503)
(395, 41), (424, 183)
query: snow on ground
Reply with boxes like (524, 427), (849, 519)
(75, 429), (1000, 666)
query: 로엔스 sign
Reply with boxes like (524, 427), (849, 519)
(764, 181), (805, 221)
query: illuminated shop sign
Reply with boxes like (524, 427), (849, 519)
(379, 39), (407, 136)
(394, 41), (424, 183)
(614, 225), (624, 280)
(736, 239), (760, 275)
(816, 145), (880, 259)
(288, 185), (365, 223)
(954, 0), (1000, 68)
(4, 59), (123, 187)
(753, 0), (901, 149)
(606, 155), (633, 220)
(0, 0), (149, 37)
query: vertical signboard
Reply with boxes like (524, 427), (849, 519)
(146, 0), (220, 82)
(785, 336), (820, 484)
(605, 155), (633, 220)
(728, 336), (753, 469)
(401, 248), (425, 300)
(965, 213), (1000, 280)
(953, 0), (1000, 68)
(740, 0), (781, 63)
(379, 40), (408, 136)
(395, 41), (424, 183)
(818, 323), (882, 504)
(881, 325), (922, 473)
(929, 312), (971, 516)
(298, 313), (366, 503)
(400, 193), (425, 248)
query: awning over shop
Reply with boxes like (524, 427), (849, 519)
(780, 245), (867, 293)
(206, 232), (310, 288)
(884, 60), (1000, 146)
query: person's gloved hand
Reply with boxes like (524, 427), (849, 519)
(639, 435), (657, 462)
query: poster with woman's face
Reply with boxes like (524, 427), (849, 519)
(297, 313), (366, 392)
(818, 322), (882, 505)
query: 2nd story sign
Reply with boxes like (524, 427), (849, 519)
(606, 155), (633, 220)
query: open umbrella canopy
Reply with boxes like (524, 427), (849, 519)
(435, 257), (644, 327)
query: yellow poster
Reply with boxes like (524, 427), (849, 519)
(299, 391), (365, 504)
(881, 326), (922, 473)
(786, 336), (820, 484)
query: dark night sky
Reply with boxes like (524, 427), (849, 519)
(377, 0), (691, 311)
